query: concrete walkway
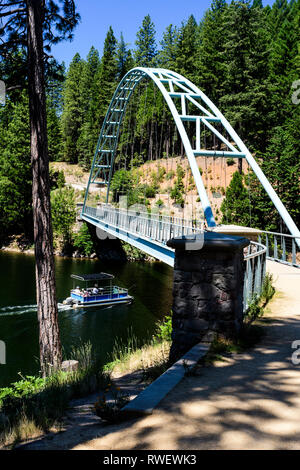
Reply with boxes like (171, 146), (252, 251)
(70, 260), (300, 450)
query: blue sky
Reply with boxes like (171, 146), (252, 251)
(52, 0), (276, 67)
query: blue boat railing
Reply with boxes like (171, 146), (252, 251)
(71, 286), (129, 302)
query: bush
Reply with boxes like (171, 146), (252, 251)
(110, 169), (132, 202)
(166, 170), (175, 180)
(143, 184), (157, 198)
(51, 186), (77, 246)
(261, 273), (275, 305)
(0, 342), (109, 445)
(49, 168), (65, 190)
(156, 315), (172, 342)
(73, 223), (94, 256)
(170, 164), (185, 207)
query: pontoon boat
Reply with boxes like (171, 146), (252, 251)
(62, 273), (133, 308)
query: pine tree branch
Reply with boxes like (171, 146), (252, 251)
(52, 12), (77, 27)
(0, 8), (25, 18)
(6, 84), (24, 91)
(0, 2), (24, 5)
(0, 14), (18, 31)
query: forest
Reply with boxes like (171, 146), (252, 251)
(0, 0), (299, 244)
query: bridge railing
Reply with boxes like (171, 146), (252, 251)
(243, 241), (267, 313)
(258, 231), (300, 268)
(84, 205), (203, 244)
(83, 205), (284, 314)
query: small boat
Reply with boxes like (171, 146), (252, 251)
(62, 272), (133, 308)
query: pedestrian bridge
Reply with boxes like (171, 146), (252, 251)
(81, 67), (300, 311)
(82, 204), (203, 266)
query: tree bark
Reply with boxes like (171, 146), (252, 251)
(26, 0), (62, 374)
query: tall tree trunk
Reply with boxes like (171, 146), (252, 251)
(26, 0), (62, 375)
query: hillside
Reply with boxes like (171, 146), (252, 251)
(51, 157), (242, 224)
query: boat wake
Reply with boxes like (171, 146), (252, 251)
(0, 303), (73, 316)
(0, 304), (37, 316)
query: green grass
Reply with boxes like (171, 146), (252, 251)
(0, 341), (110, 447)
(103, 318), (172, 380)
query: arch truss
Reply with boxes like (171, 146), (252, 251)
(83, 67), (300, 242)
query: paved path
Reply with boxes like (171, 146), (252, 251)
(71, 260), (300, 450)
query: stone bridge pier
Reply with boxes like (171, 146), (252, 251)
(167, 232), (250, 362)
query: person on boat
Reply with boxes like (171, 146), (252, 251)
(92, 284), (99, 295)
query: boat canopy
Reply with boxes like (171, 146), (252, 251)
(71, 273), (114, 282)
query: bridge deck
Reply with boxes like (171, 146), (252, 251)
(82, 205), (203, 266)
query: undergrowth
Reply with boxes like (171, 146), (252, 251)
(0, 341), (109, 447)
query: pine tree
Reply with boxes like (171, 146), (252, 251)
(77, 46), (101, 168)
(0, 0), (80, 373)
(47, 104), (63, 161)
(198, 1), (227, 104)
(220, 0), (271, 152)
(158, 24), (178, 70)
(61, 53), (85, 163)
(134, 15), (157, 67)
(267, 0), (298, 128)
(46, 61), (65, 161)
(116, 33), (134, 80)
(221, 171), (250, 226)
(0, 93), (31, 235)
(94, 27), (118, 132)
(175, 15), (199, 82)
(251, 116), (300, 231)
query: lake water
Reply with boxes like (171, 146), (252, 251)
(0, 251), (173, 387)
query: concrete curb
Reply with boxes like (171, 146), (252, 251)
(121, 336), (213, 418)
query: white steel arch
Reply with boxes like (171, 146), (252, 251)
(83, 67), (300, 242)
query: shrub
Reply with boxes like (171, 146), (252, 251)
(0, 343), (109, 445)
(261, 273), (275, 305)
(156, 315), (172, 342)
(166, 170), (175, 180)
(49, 169), (65, 190)
(73, 223), (94, 256)
(51, 186), (77, 247)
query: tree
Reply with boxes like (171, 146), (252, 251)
(198, 2), (227, 104)
(116, 33), (133, 81)
(61, 53), (84, 163)
(250, 119), (300, 231)
(51, 186), (76, 248)
(220, 1), (271, 153)
(0, 92), (32, 236)
(47, 60), (65, 161)
(77, 46), (101, 168)
(110, 169), (132, 202)
(0, 0), (80, 374)
(134, 15), (157, 67)
(170, 164), (185, 207)
(73, 223), (94, 256)
(158, 24), (178, 70)
(175, 15), (199, 82)
(94, 27), (118, 131)
(267, 1), (298, 129)
(221, 171), (250, 226)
